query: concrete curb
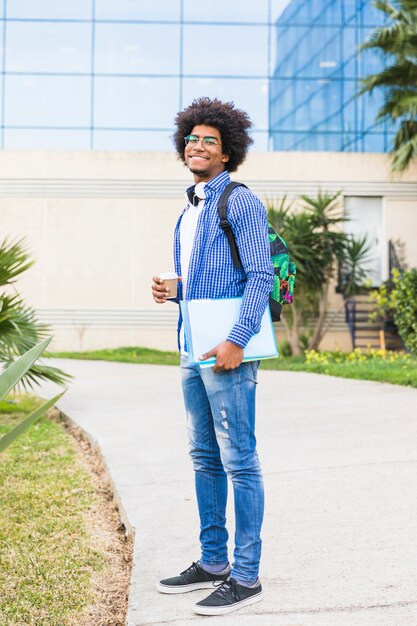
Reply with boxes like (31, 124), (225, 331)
(54, 407), (136, 543)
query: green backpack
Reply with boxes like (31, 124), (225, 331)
(217, 182), (296, 322)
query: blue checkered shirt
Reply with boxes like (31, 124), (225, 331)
(173, 170), (274, 350)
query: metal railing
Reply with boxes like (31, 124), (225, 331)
(344, 299), (356, 350)
(388, 239), (405, 278)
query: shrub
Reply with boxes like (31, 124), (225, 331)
(393, 269), (417, 354)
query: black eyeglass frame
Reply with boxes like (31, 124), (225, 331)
(184, 134), (221, 147)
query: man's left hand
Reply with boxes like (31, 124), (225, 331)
(200, 341), (244, 373)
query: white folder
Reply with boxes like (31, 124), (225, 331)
(180, 297), (278, 368)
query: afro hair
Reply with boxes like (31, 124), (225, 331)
(173, 97), (253, 172)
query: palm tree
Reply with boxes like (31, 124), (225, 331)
(360, 0), (417, 171)
(0, 238), (70, 388)
(267, 192), (371, 354)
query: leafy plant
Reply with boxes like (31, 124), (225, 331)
(339, 235), (372, 298)
(369, 267), (417, 354)
(267, 191), (371, 354)
(359, 0), (417, 171)
(393, 268), (417, 353)
(0, 337), (65, 453)
(368, 275), (397, 324)
(0, 237), (69, 388)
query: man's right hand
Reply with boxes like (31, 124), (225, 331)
(151, 276), (179, 303)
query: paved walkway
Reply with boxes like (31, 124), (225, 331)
(37, 359), (417, 626)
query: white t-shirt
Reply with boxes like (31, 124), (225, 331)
(179, 182), (205, 353)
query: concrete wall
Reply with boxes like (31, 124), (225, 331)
(0, 150), (416, 352)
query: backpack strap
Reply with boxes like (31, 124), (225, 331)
(217, 181), (248, 269)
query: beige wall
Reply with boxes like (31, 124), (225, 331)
(0, 150), (416, 352)
(385, 199), (417, 270)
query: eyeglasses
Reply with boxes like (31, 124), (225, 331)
(184, 134), (221, 147)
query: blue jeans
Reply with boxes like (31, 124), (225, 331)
(181, 356), (264, 585)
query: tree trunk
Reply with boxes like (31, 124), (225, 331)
(308, 282), (330, 350)
(281, 301), (302, 356)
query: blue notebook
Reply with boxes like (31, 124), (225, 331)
(180, 297), (278, 368)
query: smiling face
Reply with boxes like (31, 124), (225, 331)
(184, 124), (230, 183)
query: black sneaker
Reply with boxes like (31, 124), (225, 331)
(194, 577), (263, 615)
(157, 561), (230, 594)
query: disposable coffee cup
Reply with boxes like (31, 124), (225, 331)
(158, 272), (178, 299)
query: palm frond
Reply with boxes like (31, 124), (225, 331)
(399, 0), (417, 12)
(391, 127), (417, 170)
(360, 61), (417, 94)
(373, 1), (402, 18)
(0, 293), (71, 389)
(0, 238), (34, 286)
(376, 89), (417, 119)
(361, 23), (410, 56)
(265, 194), (294, 232)
(300, 190), (346, 228)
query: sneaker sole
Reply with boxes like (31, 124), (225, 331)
(157, 581), (221, 594)
(193, 590), (263, 615)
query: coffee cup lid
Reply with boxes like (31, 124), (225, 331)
(159, 272), (178, 279)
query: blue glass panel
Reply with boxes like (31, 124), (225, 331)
(343, 0), (359, 23)
(271, 78), (346, 131)
(362, 133), (385, 152)
(94, 77), (179, 128)
(385, 132), (397, 151)
(5, 76), (91, 126)
(270, 130), (297, 150)
(95, 23), (180, 75)
(0, 18), (3, 68)
(340, 26), (357, 76)
(183, 77), (268, 130)
(0, 60), (2, 144)
(343, 54), (359, 80)
(312, 33), (342, 78)
(275, 0), (342, 25)
(315, 1), (343, 26)
(4, 129), (90, 149)
(274, 26), (307, 77)
(271, 0), (294, 23)
(341, 89), (360, 141)
(183, 25), (268, 76)
(95, 0), (180, 21)
(340, 130), (359, 151)
(275, 0), (306, 25)
(184, 0), (268, 23)
(6, 22), (91, 73)
(362, 87), (385, 129)
(274, 26), (343, 78)
(270, 77), (295, 115)
(93, 129), (173, 151)
(294, 132), (343, 151)
(361, 2), (386, 27)
(360, 30), (385, 76)
(313, 81), (343, 131)
(7, 0), (91, 19)
(388, 117), (401, 133)
(342, 78), (359, 103)
(250, 131), (269, 151)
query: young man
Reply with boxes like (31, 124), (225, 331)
(151, 97), (274, 616)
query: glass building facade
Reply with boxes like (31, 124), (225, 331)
(270, 0), (392, 151)
(0, 0), (389, 152)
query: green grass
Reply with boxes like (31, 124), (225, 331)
(306, 360), (417, 387)
(0, 396), (105, 625)
(48, 345), (180, 366)
(303, 350), (417, 388)
(48, 346), (417, 388)
(260, 355), (307, 371)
